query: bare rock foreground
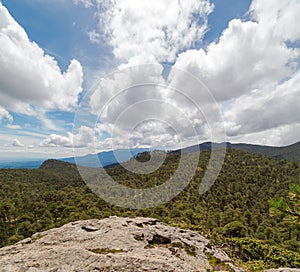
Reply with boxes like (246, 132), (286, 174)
(0, 216), (245, 271)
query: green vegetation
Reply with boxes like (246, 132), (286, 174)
(146, 239), (197, 257)
(0, 149), (299, 270)
(89, 248), (126, 254)
(269, 183), (300, 223)
(227, 238), (300, 269)
(205, 252), (234, 272)
(168, 242), (197, 257)
(230, 141), (300, 162)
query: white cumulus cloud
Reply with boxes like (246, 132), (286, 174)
(0, 3), (83, 116)
(225, 70), (300, 137)
(250, 0), (300, 42)
(174, 17), (299, 101)
(84, 63), (225, 150)
(89, 0), (214, 63)
(41, 0), (300, 149)
(171, 0), (300, 145)
(41, 126), (95, 148)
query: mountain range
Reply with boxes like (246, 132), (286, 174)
(178, 141), (300, 162)
(0, 148), (150, 169)
(0, 141), (299, 169)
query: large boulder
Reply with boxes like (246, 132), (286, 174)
(0, 216), (244, 272)
(265, 268), (300, 272)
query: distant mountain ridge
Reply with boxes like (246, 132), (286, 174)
(228, 141), (300, 162)
(61, 148), (150, 168)
(0, 148), (150, 169)
(0, 160), (44, 169)
(1, 141), (299, 169)
(177, 141), (300, 162)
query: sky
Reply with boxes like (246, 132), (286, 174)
(0, 0), (299, 160)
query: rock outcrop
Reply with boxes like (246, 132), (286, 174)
(265, 268), (300, 272)
(0, 216), (245, 272)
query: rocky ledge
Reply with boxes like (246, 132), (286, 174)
(0, 216), (245, 272)
(265, 268), (300, 272)
(4, 216), (298, 272)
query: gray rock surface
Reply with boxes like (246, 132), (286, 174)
(265, 268), (300, 272)
(0, 216), (245, 272)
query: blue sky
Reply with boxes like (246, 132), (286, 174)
(0, 0), (299, 160)
(2, 0), (251, 75)
(2, 0), (114, 79)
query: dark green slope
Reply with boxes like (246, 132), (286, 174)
(229, 141), (300, 162)
(177, 141), (300, 162)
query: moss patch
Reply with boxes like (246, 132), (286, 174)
(134, 234), (144, 241)
(205, 253), (234, 271)
(169, 242), (197, 257)
(89, 248), (126, 254)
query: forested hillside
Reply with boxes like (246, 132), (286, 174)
(230, 141), (300, 162)
(178, 141), (300, 162)
(0, 149), (299, 270)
